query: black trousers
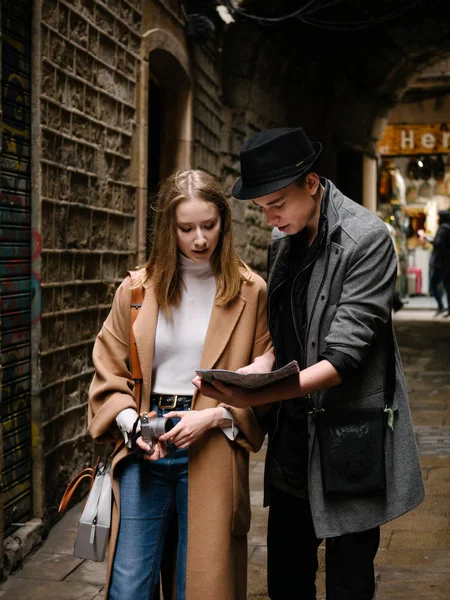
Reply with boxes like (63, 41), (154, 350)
(267, 487), (380, 600)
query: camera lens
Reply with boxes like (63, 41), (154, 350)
(164, 418), (174, 433)
(148, 417), (174, 438)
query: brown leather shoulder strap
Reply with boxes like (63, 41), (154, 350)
(58, 456), (100, 515)
(128, 270), (144, 413)
(58, 470), (95, 515)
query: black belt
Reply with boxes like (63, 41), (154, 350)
(150, 394), (193, 410)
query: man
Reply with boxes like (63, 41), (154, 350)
(194, 127), (424, 599)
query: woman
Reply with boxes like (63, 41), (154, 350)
(88, 170), (272, 600)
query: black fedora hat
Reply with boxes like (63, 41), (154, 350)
(232, 127), (322, 200)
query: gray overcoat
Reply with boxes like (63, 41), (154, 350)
(266, 179), (425, 538)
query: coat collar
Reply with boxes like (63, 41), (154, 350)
(323, 178), (342, 237)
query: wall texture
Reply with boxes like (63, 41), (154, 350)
(38, 0), (142, 522)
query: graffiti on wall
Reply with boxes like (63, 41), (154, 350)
(1, 6), (35, 532)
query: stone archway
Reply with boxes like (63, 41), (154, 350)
(144, 29), (192, 179)
(135, 28), (193, 261)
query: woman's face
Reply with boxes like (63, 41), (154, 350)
(175, 198), (221, 264)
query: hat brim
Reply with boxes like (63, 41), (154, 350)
(232, 142), (322, 200)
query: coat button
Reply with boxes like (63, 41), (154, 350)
(312, 342), (316, 348)
(321, 295), (325, 301)
(335, 249), (339, 255)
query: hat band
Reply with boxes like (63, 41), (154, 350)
(242, 149), (317, 186)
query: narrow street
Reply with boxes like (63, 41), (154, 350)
(248, 308), (450, 600)
(1, 309), (449, 600)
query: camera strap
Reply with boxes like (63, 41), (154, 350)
(129, 414), (143, 456)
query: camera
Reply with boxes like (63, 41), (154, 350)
(140, 414), (174, 455)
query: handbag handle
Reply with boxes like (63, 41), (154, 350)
(58, 471), (96, 514)
(58, 457), (100, 514)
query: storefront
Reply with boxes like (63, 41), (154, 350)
(376, 123), (450, 297)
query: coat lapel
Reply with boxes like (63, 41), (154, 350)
(199, 295), (246, 370)
(133, 283), (158, 412)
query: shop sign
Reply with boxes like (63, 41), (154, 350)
(377, 123), (450, 156)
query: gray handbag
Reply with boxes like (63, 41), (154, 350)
(58, 456), (114, 562)
(73, 460), (112, 561)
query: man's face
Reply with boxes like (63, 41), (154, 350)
(252, 174), (321, 235)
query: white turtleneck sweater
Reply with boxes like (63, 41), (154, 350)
(152, 254), (216, 394)
(116, 255), (237, 444)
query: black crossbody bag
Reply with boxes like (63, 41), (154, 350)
(314, 319), (396, 496)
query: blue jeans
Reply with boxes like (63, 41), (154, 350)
(108, 406), (189, 600)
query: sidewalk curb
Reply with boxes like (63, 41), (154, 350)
(2, 519), (44, 580)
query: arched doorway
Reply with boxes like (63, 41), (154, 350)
(146, 48), (192, 254)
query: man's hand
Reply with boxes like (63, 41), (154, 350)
(159, 408), (223, 448)
(236, 349), (275, 374)
(193, 359), (341, 408)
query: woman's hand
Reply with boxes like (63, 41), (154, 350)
(159, 408), (223, 448)
(235, 349), (276, 374)
(135, 436), (168, 461)
(130, 410), (167, 460)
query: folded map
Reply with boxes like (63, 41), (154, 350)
(196, 360), (299, 390)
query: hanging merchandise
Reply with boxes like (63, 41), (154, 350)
(379, 160), (394, 203)
(443, 159), (450, 197)
(425, 198), (439, 238)
(379, 159), (402, 203)
(434, 156), (447, 195)
(417, 156), (434, 200)
(395, 167), (406, 204)
(407, 157), (420, 180)
(432, 155), (445, 179)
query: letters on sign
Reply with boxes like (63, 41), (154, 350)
(376, 124), (450, 156)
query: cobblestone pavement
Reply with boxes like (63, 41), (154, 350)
(1, 310), (449, 599)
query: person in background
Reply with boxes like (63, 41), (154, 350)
(419, 209), (450, 317)
(88, 170), (272, 600)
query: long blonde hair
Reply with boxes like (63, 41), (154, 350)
(143, 169), (251, 315)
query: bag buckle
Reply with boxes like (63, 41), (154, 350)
(309, 407), (325, 417)
(384, 405), (395, 430)
(158, 395), (178, 410)
(305, 395), (324, 417)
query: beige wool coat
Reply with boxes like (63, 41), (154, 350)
(88, 268), (272, 600)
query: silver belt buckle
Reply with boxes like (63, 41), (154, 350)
(158, 395), (178, 410)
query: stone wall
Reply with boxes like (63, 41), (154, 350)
(191, 41), (222, 178)
(38, 0), (142, 522)
(388, 96), (450, 125)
